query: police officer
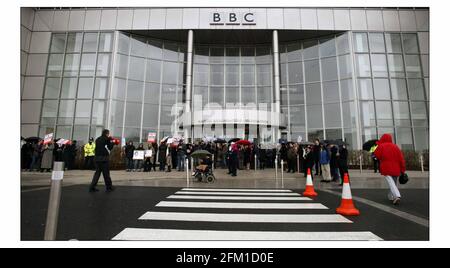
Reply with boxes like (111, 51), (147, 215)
(89, 129), (116, 193)
(84, 138), (96, 170)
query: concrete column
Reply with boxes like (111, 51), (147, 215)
(272, 30), (281, 141)
(185, 30), (194, 139)
(272, 30), (281, 114)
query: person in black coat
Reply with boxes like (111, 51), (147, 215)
(158, 142), (167, 171)
(337, 144), (349, 185)
(329, 144), (339, 182)
(89, 129), (115, 192)
(124, 141), (135, 172)
(304, 145), (315, 179)
(312, 139), (322, 176)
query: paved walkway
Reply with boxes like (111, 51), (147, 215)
(21, 168), (429, 190)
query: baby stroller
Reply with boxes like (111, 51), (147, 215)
(191, 150), (216, 183)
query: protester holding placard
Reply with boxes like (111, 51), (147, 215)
(124, 141), (135, 172)
(40, 141), (54, 172)
(144, 143), (155, 172)
(133, 144), (145, 172)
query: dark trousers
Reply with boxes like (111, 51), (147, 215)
(90, 161), (112, 189)
(144, 158), (152, 172)
(287, 159), (296, 172)
(314, 160), (322, 175)
(159, 160), (166, 171)
(373, 159), (379, 172)
(231, 155), (238, 176)
(84, 156), (94, 170)
(339, 164), (349, 184)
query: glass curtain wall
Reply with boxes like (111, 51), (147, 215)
(354, 32), (429, 151)
(192, 44), (274, 142)
(279, 32), (357, 148)
(39, 31), (113, 144)
(111, 32), (186, 143)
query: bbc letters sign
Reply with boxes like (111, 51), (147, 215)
(210, 12), (256, 26)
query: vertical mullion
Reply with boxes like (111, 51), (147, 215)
(318, 39), (326, 140)
(335, 34), (345, 141)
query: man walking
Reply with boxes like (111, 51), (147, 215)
(89, 129), (116, 193)
(84, 138), (95, 170)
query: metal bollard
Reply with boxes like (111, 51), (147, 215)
(297, 155), (300, 174)
(420, 154), (424, 173)
(44, 161), (64, 241)
(275, 157), (278, 188)
(212, 154), (215, 171)
(186, 158), (190, 188)
(255, 154), (257, 171)
(359, 154), (363, 173)
(281, 160), (284, 188)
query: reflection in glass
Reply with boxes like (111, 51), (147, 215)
(47, 54), (64, 76)
(385, 33), (402, 53)
(353, 33), (369, 53)
(61, 78), (78, 99)
(375, 101), (393, 126)
(51, 34), (66, 53)
(387, 54), (405, 77)
(66, 33), (83, 53)
(77, 77), (94, 99)
(356, 54), (371, 77)
(358, 79), (373, 100)
(369, 33), (385, 53)
(373, 78), (390, 100)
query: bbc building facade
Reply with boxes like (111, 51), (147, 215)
(20, 7), (429, 151)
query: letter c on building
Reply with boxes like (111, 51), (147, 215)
(244, 13), (254, 22)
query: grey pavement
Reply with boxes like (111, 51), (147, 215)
(20, 168), (429, 190)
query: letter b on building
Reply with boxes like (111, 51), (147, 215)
(213, 13), (221, 22)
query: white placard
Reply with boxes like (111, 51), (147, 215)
(133, 150), (145, 160)
(145, 150), (153, 158)
(44, 133), (54, 145)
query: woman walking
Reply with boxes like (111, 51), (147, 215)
(374, 134), (406, 205)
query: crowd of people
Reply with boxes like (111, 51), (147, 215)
(20, 136), (351, 182)
(20, 139), (78, 172)
(21, 132), (407, 205)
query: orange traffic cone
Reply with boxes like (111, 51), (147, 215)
(336, 173), (360, 216)
(303, 168), (318, 197)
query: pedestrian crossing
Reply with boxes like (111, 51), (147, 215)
(112, 187), (382, 241)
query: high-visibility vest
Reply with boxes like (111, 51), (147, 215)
(84, 142), (96, 157)
(369, 145), (378, 154)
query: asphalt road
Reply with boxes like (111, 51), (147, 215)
(21, 185), (429, 241)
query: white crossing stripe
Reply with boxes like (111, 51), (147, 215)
(181, 188), (293, 193)
(139, 211), (352, 223)
(167, 195), (311, 201)
(113, 228), (383, 241)
(175, 191), (301, 196)
(156, 201), (328, 209)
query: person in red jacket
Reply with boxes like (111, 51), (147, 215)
(374, 134), (406, 205)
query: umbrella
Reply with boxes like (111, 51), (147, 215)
(228, 138), (240, 143)
(237, 140), (252, 146)
(214, 138), (227, 144)
(363, 139), (378, 151)
(332, 139), (348, 146)
(191, 150), (213, 158)
(25, 137), (42, 143)
(299, 141), (314, 146)
(160, 136), (170, 143)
